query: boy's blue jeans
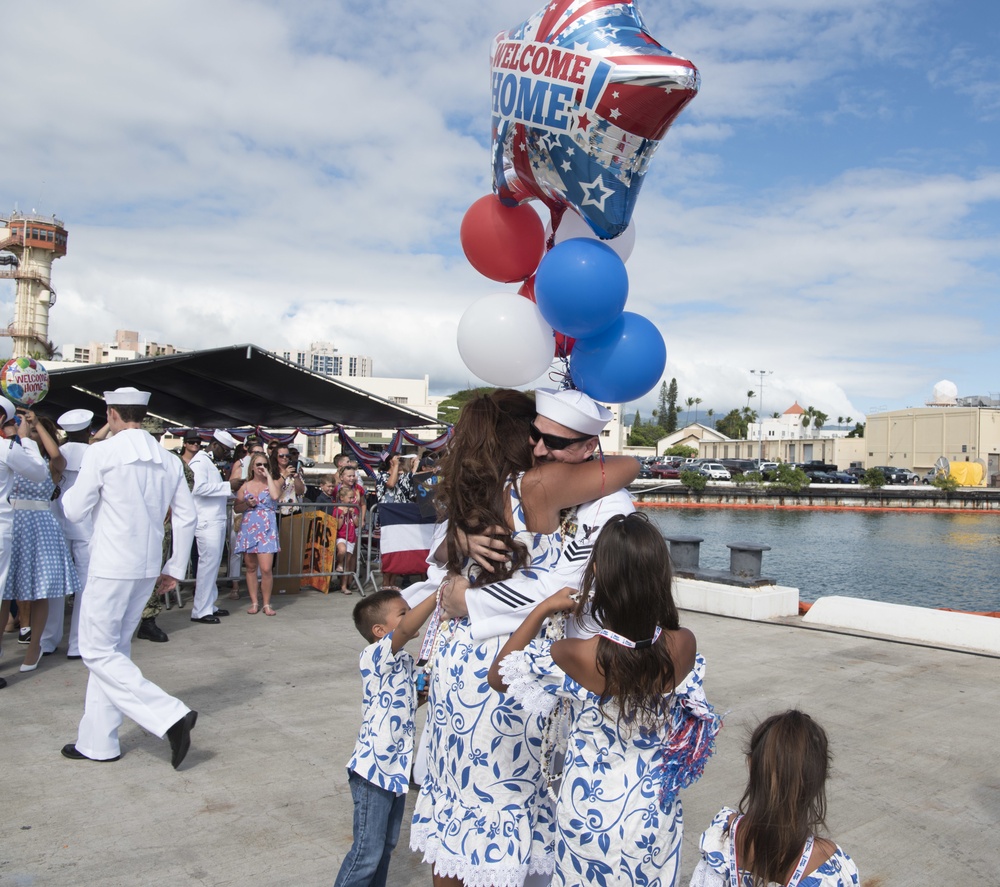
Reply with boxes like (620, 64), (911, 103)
(333, 770), (407, 887)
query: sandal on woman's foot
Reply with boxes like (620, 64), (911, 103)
(228, 589), (241, 600)
(341, 588), (352, 596)
(247, 603), (259, 615)
(262, 605), (276, 616)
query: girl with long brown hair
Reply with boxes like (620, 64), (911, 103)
(689, 710), (859, 887)
(488, 512), (720, 887)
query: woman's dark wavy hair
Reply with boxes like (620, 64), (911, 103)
(435, 389), (535, 585)
(32, 416), (60, 461)
(577, 512), (679, 731)
(736, 710), (830, 887)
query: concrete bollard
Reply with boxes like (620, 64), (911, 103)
(727, 542), (772, 579)
(664, 535), (704, 572)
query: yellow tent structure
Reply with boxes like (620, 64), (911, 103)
(949, 462), (984, 486)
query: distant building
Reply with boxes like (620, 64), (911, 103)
(275, 341), (372, 379)
(692, 402), (865, 467)
(60, 329), (185, 364)
(656, 423), (730, 455)
(747, 401), (851, 444)
(865, 380), (1000, 480)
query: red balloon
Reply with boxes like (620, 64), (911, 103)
(460, 195), (545, 283)
(518, 276), (536, 303)
(554, 331), (575, 359)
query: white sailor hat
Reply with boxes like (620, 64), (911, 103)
(213, 429), (238, 450)
(0, 395), (15, 423)
(534, 387), (612, 436)
(57, 409), (94, 432)
(104, 387), (151, 406)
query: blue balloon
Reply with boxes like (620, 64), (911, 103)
(534, 238), (628, 339)
(570, 312), (667, 403)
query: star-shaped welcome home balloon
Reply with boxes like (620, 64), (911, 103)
(491, 0), (699, 239)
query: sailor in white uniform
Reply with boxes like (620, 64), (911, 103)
(0, 396), (48, 689)
(189, 429), (240, 624)
(432, 387), (634, 639)
(61, 387), (198, 767)
(39, 408), (95, 658)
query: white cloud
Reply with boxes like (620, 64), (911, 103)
(2, 0), (998, 429)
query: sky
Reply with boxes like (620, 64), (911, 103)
(1, 0), (998, 425)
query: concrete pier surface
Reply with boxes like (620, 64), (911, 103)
(2, 590), (996, 887)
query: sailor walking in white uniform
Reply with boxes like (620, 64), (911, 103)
(0, 396), (48, 690)
(189, 430), (240, 624)
(61, 387), (199, 767)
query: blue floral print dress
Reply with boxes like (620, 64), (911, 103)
(410, 476), (562, 887)
(500, 646), (720, 887)
(689, 807), (860, 887)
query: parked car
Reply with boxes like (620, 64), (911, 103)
(826, 470), (859, 484)
(804, 470), (839, 484)
(871, 466), (911, 484)
(635, 457), (653, 479)
(921, 469), (945, 485)
(844, 466), (866, 480)
(894, 468), (919, 484)
(652, 460), (682, 479)
(698, 462), (732, 480)
(721, 459), (757, 476)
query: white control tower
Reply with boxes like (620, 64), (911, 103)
(0, 211), (68, 359)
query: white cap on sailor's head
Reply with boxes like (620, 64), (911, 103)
(58, 409), (94, 432)
(104, 387), (150, 406)
(213, 429), (238, 450)
(0, 396), (16, 423)
(534, 387), (612, 436)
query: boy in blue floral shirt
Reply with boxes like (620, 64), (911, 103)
(334, 588), (438, 887)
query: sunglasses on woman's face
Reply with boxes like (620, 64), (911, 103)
(528, 422), (592, 451)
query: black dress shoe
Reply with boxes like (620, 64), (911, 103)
(166, 710), (198, 769)
(61, 744), (121, 762)
(66, 654), (82, 660)
(213, 609), (230, 617)
(190, 615), (221, 624)
(0, 677), (6, 689)
(137, 618), (169, 642)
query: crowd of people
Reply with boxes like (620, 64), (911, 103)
(333, 387), (860, 887)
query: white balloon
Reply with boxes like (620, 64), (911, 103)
(552, 210), (636, 263)
(457, 293), (555, 386)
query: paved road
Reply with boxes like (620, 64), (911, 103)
(2, 590), (995, 886)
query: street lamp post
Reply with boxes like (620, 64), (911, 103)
(750, 370), (772, 463)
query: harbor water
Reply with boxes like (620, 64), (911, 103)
(641, 505), (1000, 612)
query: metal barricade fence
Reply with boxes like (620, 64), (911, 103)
(269, 500), (372, 595)
(169, 500), (375, 605)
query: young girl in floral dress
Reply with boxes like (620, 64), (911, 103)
(689, 710), (859, 887)
(489, 512), (721, 887)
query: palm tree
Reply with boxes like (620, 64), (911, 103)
(813, 411), (829, 434)
(837, 416), (844, 427)
(693, 397), (703, 424)
(684, 396), (695, 425)
(801, 406), (817, 431)
(746, 389), (756, 411)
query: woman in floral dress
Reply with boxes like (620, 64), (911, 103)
(410, 390), (641, 887)
(234, 454), (282, 616)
